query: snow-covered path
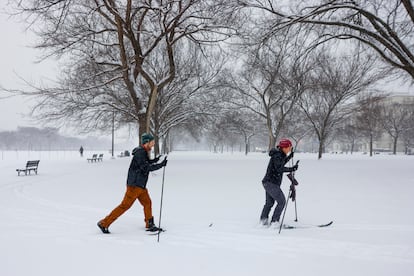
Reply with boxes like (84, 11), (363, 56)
(1, 151), (413, 275)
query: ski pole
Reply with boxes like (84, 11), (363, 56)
(291, 158), (298, 222)
(294, 194), (298, 222)
(279, 158), (299, 234)
(157, 157), (167, 243)
(278, 188), (291, 234)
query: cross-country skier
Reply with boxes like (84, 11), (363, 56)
(260, 138), (298, 227)
(97, 133), (167, 234)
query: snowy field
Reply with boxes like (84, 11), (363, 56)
(1, 150), (414, 276)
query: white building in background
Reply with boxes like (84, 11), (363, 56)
(328, 93), (414, 154)
(362, 93), (414, 154)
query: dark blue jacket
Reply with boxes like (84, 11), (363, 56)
(262, 147), (294, 186)
(126, 147), (163, 188)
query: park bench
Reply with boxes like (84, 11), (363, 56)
(97, 154), (103, 162)
(117, 150), (130, 158)
(87, 154), (98, 162)
(16, 160), (40, 176)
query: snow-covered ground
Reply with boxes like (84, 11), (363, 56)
(1, 151), (414, 276)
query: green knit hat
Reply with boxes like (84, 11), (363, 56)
(141, 133), (154, 145)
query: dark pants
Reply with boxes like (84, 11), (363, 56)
(260, 182), (286, 223)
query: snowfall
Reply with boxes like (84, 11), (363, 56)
(1, 150), (413, 276)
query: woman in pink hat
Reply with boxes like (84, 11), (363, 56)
(260, 138), (298, 227)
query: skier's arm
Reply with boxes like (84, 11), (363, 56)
(284, 163), (298, 172)
(274, 155), (298, 173)
(148, 155), (161, 164)
(147, 156), (167, 171)
(148, 162), (164, 172)
(136, 153), (164, 173)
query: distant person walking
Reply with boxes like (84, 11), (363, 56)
(79, 146), (84, 157)
(260, 138), (298, 227)
(97, 133), (167, 234)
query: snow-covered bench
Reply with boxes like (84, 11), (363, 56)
(16, 160), (40, 176)
(97, 154), (103, 162)
(87, 154), (98, 162)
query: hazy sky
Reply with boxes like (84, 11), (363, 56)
(0, 4), (58, 132)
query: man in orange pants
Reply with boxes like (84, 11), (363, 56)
(97, 133), (167, 234)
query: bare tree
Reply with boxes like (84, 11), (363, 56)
(380, 101), (413, 154)
(10, 0), (238, 135)
(221, 29), (311, 150)
(204, 115), (228, 153)
(355, 93), (385, 156)
(151, 46), (225, 155)
(401, 102), (414, 154)
(282, 106), (314, 151)
(299, 49), (381, 159)
(218, 110), (264, 155)
(235, 0), (414, 81)
(334, 123), (360, 154)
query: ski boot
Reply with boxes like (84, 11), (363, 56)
(260, 218), (269, 226)
(97, 221), (110, 234)
(146, 217), (163, 232)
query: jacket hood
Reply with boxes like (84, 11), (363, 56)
(132, 147), (141, 155)
(269, 148), (279, 157)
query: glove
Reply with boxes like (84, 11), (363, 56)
(160, 156), (168, 167)
(153, 155), (161, 162)
(291, 164), (298, 171)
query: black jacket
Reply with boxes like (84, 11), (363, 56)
(262, 147), (294, 186)
(126, 147), (163, 188)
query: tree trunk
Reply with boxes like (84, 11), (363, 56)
(268, 133), (276, 151)
(393, 137), (398, 154)
(154, 135), (160, 156)
(138, 115), (146, 142)
(146, 86), (159, 133)
(243, 133), (250, 155)
(162, 131), (170, 154)
(318, 141), (323, 160)
(369, 134), (373, 157)
(318, 132), (326, 159)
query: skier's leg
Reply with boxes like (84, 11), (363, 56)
(99, 186), (138, 227)
(137, 188), (153, 227)
(260, 182), (275, 223)
(270, 186), (286, 223)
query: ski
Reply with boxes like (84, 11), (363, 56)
(146, 229), (166, 235)
(316, 221), (333, 227)
(283, 221), (333, 229)
(282, 224), (296, 229)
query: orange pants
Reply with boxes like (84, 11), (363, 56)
(100, 185), (153, 228)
